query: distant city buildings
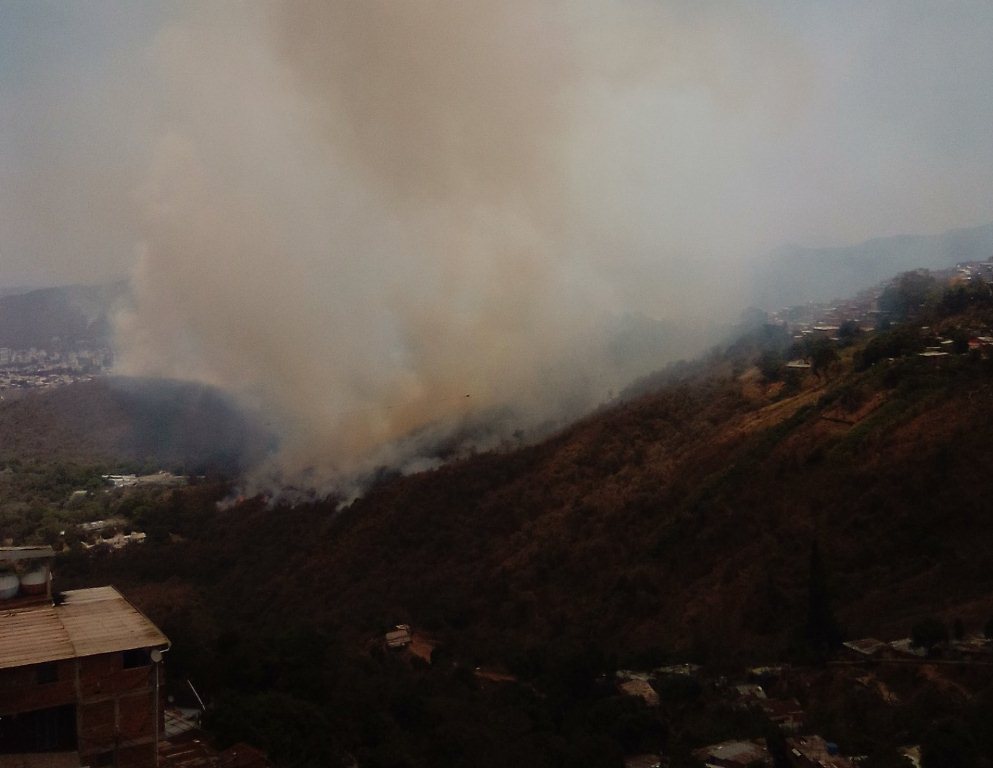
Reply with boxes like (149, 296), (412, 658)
(0, 345), (112, 394)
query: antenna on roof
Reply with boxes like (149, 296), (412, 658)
(187, 678), (207, 711)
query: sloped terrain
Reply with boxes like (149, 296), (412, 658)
(54, 275), (993, 766)
(270, 351), (993, 662)
(70, 317), (993, 669)
(0, 377), (269, 472)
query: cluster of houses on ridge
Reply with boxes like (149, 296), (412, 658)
(612, 630), (993, 768)
(75, 518), (148, 551)
(379, 612), (993, 768)
(0, 346), (111, 371)
(766, 259), (993, 369)
(687, 734), (873, 768)
(1, 518), (149, 556)
(840, 633), (993, 663)
(0, 471), (192, 558)
(614, 662), (857, 768)
(101, 472), (188, 490)
(0, 370), (101, 395)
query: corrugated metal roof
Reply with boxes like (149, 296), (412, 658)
(0, 606), (72, 669)
(0, 586), (168, 670)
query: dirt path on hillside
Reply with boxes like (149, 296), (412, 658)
(729, 385), (826, 438)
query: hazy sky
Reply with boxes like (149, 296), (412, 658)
(3, 1), (993, 289)
(3, 1), (993, 490)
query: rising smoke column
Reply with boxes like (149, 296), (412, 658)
(115, 1), (808, 492)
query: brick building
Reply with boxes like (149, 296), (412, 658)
(0, 547), (169, 768)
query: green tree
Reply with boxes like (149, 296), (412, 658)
(758, 350), (784, 382)
(939, 284), (972, 316)
(807, 337), (839, 379)
(837, 319), (861, 347)
(854, 326), (924, 371)
(879, 271), (939, 320)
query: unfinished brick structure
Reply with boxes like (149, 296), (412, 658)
(0, 547), (169, 768)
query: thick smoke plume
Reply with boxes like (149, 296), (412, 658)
(114, 1), (808, 494)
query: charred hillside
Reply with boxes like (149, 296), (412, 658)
(278, 344), (993, 663)
(77, 272), (993, 664)
(55, 270), (993, 767)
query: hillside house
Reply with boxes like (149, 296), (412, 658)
(0, 547), (169, 768)
(840, 638), (888, 661)
(747, 665), (788, 679)
(759, 698), (805, 732)
(384, 625), (411, 649)
(786, 735), (852, 768)
(949, 635), (993, 660)
(733, 683), (766, 702)
(617, 679), (659, 708)
(657, 663), (701, 677)
(886, 638), (927, 660)
(693, 740), (771, 768)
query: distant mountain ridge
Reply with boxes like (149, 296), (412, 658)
(0, 286), (42, 299)
(753, 221), (993, 309)
(0, 282), (126, 349)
